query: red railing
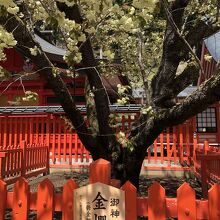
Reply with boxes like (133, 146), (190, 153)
(0, 159), (220, 220)
(193, 140), (220, 198)
(0, 113), (195, 168)
(0, 141), (49, 184)
(144, 122), (195, 170)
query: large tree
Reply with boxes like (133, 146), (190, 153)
(0, 0), (219, 188)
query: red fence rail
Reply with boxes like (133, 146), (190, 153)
(0, 141), (49, 184)
(0, 113), (195, 168)
(0, 159), (220, 220)
(192, 140), (220, 198)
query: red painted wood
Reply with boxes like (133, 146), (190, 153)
(147, 148), (151, 163)
(63, 127), (67, 162)
(153, 139), (157, 163)
(179, 125), (183, 163)
(37, 178), (54, 220)
(186, 124), (190, 164)
(46, 117), (50, 148)
(58, 118), (61, 162)
(75, 134), (78, 162)
(0, 180), (6, 220)
(12, 177), (29, 220)
(62, 179), (78, 220)
(121, 181), (137, 220)
(0, 174), (220, 219)
(0, 143), (49, 184)
(166, 128), (171, 166)
(52, 118), (56, 164)
(9, 118), (12, 146)
(24, 118), (28, 143)
(89, 159), (111, 184)
(177, 183), (196, 220)
(204, 140), (209, 154)
(69, 134), (72, 165)
(3, 118), (7, 147)
(160, 134), (164, 164)
(173, 127), (177, 165)
(208, 184), (220, 220)
(41, 118), (44, 143)
(148, 182), (166, 220)
(21, 141), (27, 176)
(137, 197), (148, 217)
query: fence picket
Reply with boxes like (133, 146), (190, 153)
(0, 143), (49, 184)
(148, 182), (166, 220)
(208, 184), (220, 220)
(89, 159), (111, 184)
(62, 179), (78, 220)
(37, 178), (54, 220)
(12, 177), (29, 220)
(0, 157), (220, 219)
(177, 182), (196, 220)
(0, 180), (6, 220)
(121, 181), (137, 220)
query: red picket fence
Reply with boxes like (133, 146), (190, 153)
(0, 159), (220, 220)
(144, 121), (195, 170)
(192, 140), (220, 198)
(0, 113), (195, 169)
(0, 141), (49, 184)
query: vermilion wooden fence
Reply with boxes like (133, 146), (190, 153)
(0, 159), (220, 220)
(144, 120), (195, 170)
(0, 141), (49, 184)
(192, 140), (220, 198)
(0, 114), (195, 168)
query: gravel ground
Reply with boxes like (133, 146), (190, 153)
(5, 170), (203, 220)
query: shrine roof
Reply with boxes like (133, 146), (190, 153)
(0, 104), (142, 114)
(35, 34), (66, 57)
(204, 30), (220, 62)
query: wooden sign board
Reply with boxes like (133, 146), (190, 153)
(74, 182), (125, 220)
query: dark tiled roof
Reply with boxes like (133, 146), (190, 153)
(0, 104), (142, 114)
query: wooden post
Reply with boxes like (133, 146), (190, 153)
(0, 152), (6, 179)
(208, 184), (220, 220)
(173, 127), (177, 165)
(179, 125), (184, 164)
(186, 124), (190, 165)
(0, 179), (6, 220)
(37, 178), (54, 220)
(3, 118), (7, 147)
(58, 117), (61, 163)
(193, 133), (198, 172)
(52, 116), (56, 164)
(21, 141), (27, 177)
(167, 128), (171, 166)
(148, 182), (166, 220)
(121, 181), (137, 220)
(153, 139), (157, 163)
(177, 183), (196, 220)
(62, 179), (78, 220)
(204, 140), (209, 155)
(12, 177), (29, 220)
(160, 133), (164, 164)
(43, 145), (50, 176)
(89, 159), (111, 185)
(69, 133), (72, 166)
